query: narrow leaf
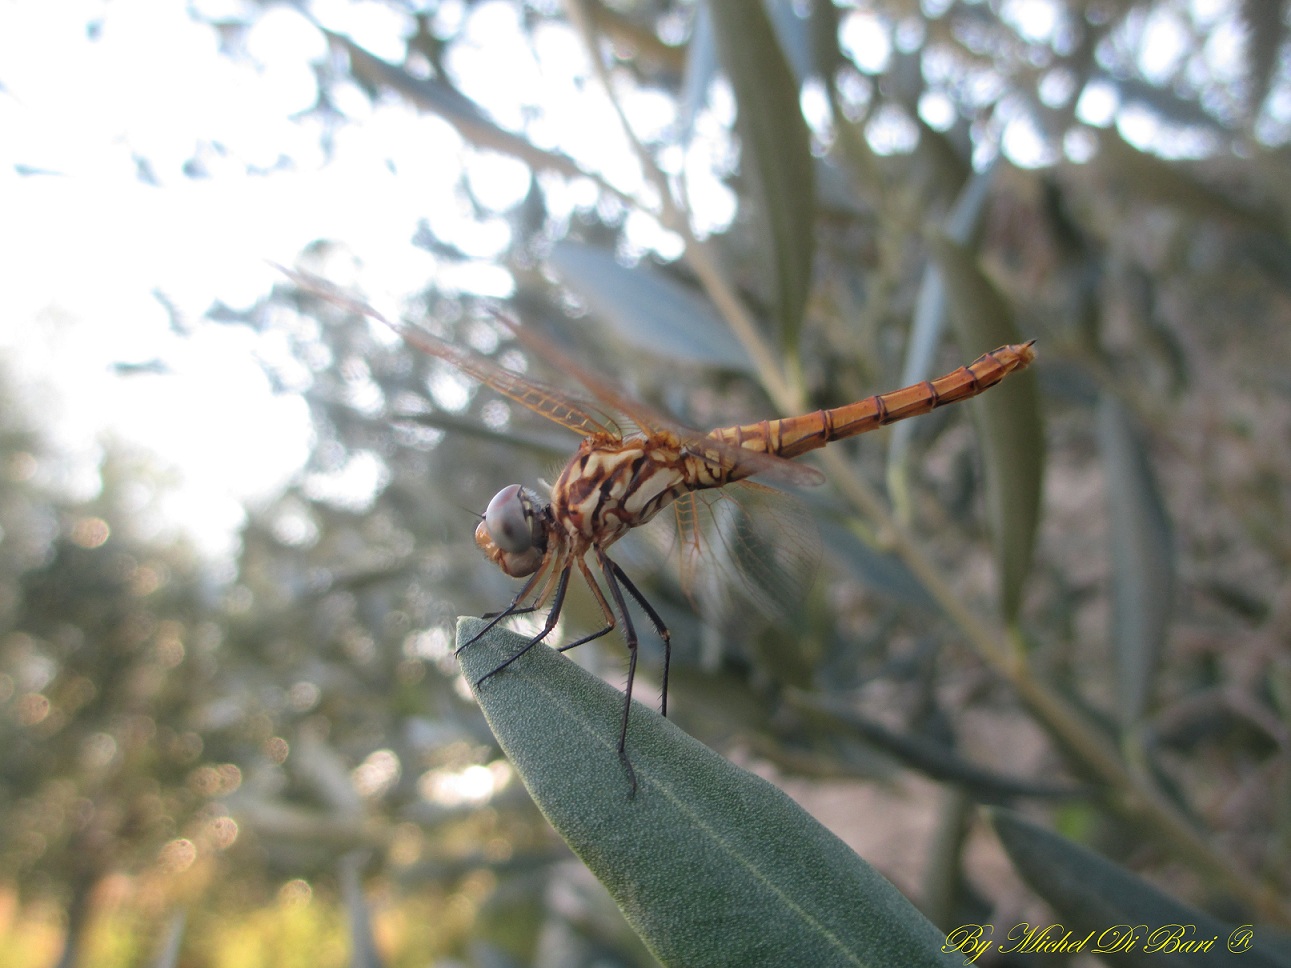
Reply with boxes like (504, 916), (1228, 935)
(677, 2), (717, 142)
(820, 523), (939, 611)
(889, 168), (996, 500)
(148, 911), (187, 968)
(546, 241), (753, 370)
(989, 809), (1291, 968)
(807, 0), (846, 89)
(927, 236), (1045, 622)
(457, 619), (957, 968)
(706, 0), (816, 348)
(1093, 128), (1282, 235)
(792, 695), (1086, 802)
(1238, 0), (1286, 116)
(1097, 73), (1237, 137)
(339, 852), (385, 968)
(1097, 392), (1174, 725)
(323, 30), (589, 183)
(763, 0), (814, 83)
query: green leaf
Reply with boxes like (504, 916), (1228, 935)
(1093, 129), (1282, 235)
(763, 0), (814, 82)
(338, 852), (384, 968)
(791, 694), (1086, 803)
(151, 911), (187, 968)
(321, 29), (588, 183)
(820, 523), (939, 611)
(927, 235), (1045, 623)
(1238, 0), (1286, 116)
(457, 619), (957, 968)
(546, 241), (753, 370)
(988, 809), (1291, 968)
(806, 0), (846, 89)
(888, 169), (995, 505)
(1097, 392), (1174, 726)
(677, 2), (716, 141)
(706, 0), (816, 349)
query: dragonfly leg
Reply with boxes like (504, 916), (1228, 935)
(554, 621), (615, 652)
(458, 553), (558, 654)
(603, 558), (672, 719)
(556, 556), (618, 652)
(474, 564), (572, 685)
(480, 602), (539, 621)
(595, 548), (641, 797)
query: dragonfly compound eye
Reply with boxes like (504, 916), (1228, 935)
(483, 484), (539, 554)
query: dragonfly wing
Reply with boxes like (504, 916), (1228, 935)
(284, 268), (825, 483)
(487, 307), (679, 439)
(673, 482), (822, 626)
(488, 308), (828, 488)
(282, 267), (621, 439)
(394, 322), (622, 439)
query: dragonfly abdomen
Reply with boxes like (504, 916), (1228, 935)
(708, 341), (1036, 469)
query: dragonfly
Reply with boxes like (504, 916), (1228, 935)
(284, 268), (1036, 792)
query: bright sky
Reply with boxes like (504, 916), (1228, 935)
(0, 0), (1272, 556)
(1, 3), (318, 552)
(0, 2), (488, 554)
(0, 0), (712, 557)
(0, 0), (685, 556)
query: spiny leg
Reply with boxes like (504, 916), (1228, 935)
(475, 564), (572, 686)
(556, 556), (618, 653)
(554, 623), (616, 651)
(596, 548), (641, 796)
(480, 602), (539, 621)
(458, 554), (557, 654)
(603, 558), (672, 718)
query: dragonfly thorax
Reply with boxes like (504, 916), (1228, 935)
(476, 484), (552, 577)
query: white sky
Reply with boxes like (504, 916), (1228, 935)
(0, 0), (1272, 557)
(0, 0), (683, 556)
(1, 3), (316, 552)
(0, 2), (474, 554)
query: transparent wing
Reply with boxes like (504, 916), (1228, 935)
(281, 267), (622, 439)
(673, 481), (822, 626)
(283, 267), (824, 486)
(489, 307), (825, 488)
(395, 322), (623, 440)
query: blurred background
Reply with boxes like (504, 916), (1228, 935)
(2, 0), (1289, 965)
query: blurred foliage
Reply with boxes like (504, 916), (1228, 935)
(0, 370), (228, 963)
(5, 0), (1291, 965)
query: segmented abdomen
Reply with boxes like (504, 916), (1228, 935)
(706, 341), (1036, 479)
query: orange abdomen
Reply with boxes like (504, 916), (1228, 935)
(709, 341), (1036, 470)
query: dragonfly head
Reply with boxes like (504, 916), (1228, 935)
(476, 484), (549, 577)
